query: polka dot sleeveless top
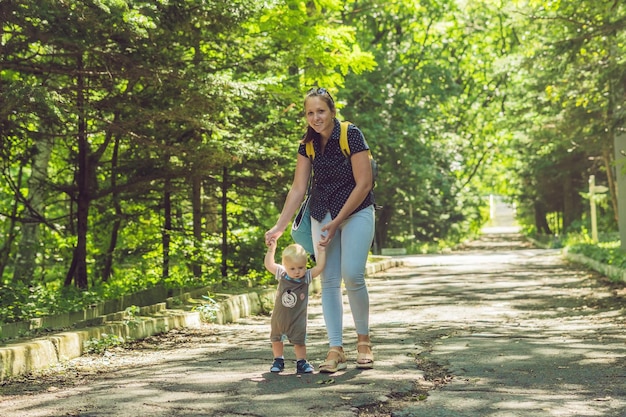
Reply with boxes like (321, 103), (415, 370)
(298, 119), (374, 222)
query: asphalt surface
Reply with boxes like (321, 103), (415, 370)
(1, 229), (625, 417)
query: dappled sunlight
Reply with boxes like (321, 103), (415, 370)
(2, 233), (624, 417)
(423, 379), (622, 417)
(360, 235), (625, 416)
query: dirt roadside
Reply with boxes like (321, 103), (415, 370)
(1, 232), (625, 417)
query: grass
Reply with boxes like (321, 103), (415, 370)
(566, 238), (626, 268)
(531, 231), (626, 280)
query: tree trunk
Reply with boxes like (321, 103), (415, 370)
(221, 167), (228, 279)
(71, 54), (89, 289)
(203, 182), (219, 234)
(12, 136), (53, 283)
(163, 175), (172, 280)
(0, 165), (23, 279)
(534, 200), (552, 235)
(614, 132), (626, 251)
(191, 174), (202, 278)
(101, 134), (121, 282)
(376, 204), (393, 250)
(603, 147), (618, 224)
(562, 175), (575, 232)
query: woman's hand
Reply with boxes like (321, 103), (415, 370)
(319, 221), (339, 246)
(265, 227), (283, 246)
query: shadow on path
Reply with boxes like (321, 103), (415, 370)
(1, 232), (624, 417)
(359, 232), (625, 417)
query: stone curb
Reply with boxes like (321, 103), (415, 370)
(0, 303), (202, 381)
(0, 257), (403, 381)
(526, 236), (626, 283)
(563, 247), (626, 283)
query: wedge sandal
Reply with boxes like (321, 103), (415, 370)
(318, 348), (347, 373)
(356, 341), (374, 369)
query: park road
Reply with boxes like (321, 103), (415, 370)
(1, 230), (625, 417)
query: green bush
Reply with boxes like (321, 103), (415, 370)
(193, 294), (221, 322)
(567, 239), (626, 268)
(83, 333), (127, 354)
(0, 283), (101, 324)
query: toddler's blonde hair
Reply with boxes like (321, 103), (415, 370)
(282, 243), (308, 264)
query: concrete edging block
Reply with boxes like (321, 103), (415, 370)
(563, 250), (626, 283)
(0, 310), (201, 381)
(49, 332), (83, 361)
(0, 339), (58, 381)
(214, 293), (262, 325)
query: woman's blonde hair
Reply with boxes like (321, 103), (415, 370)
(282, 243), (308, 264)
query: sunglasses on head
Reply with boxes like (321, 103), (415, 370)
(307, 87), (334, 103)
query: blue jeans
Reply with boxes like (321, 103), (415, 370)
(311, 205), (375, 347)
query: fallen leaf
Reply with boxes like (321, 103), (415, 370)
(317, 378), (335, 385)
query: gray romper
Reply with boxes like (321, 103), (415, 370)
(269, 265), (312, 345)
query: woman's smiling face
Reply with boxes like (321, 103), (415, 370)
(305, 96), (335, 137)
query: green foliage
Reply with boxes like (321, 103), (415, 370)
(83, 333), (128, 355)
(193, 294), (220, 323)
(0, 283), (102, 324)
(6, 0), (623, 324)
(340, 0), (500, 248)
(123, 305), (141, 328)
(565, 233), (626, 268)
(496, 0), (621, 233)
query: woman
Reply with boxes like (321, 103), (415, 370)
(265, 87), (375, 373)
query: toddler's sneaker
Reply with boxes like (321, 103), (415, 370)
(296, 359), (314, 374)
(270, 358), (285, 373)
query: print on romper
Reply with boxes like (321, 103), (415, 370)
(282, 289), (297, 308)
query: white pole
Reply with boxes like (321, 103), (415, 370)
(590, 175), (598, 242)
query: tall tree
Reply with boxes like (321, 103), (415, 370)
(341, 0), (512, 248)
(502, 0), (625, 233)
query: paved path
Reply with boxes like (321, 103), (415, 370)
(1, 231), (624, 417)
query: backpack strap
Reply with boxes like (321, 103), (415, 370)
(305, 141), (315, 160)
(339, 121), (351, 158)
(340, 121), (378, 192)
(341, 120), (374, 161)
